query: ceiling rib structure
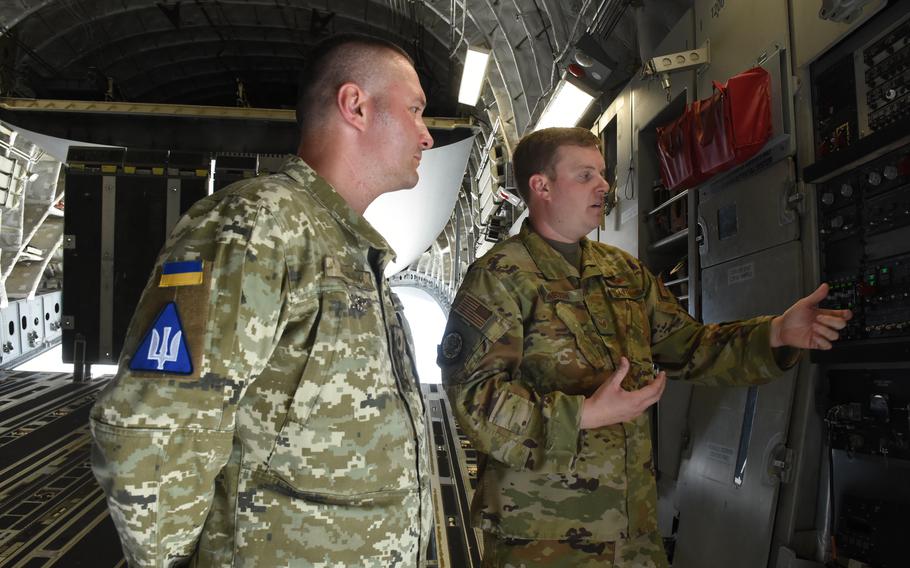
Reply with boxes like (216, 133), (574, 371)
(0, 0), (690, 307)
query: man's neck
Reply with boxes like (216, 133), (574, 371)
(298, 146), (375, 215)
(528, 216), (581, 244)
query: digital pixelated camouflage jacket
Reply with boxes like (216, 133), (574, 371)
(90, 156), (432, 567)
(438, 220), (798, 542)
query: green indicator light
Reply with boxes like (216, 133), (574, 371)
(881, 267), (890, 274)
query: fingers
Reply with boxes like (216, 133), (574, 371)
(805, 283), (830, 305)
(813, 321), (840, 342)
(812, 336), (833, 350)
(816, 313), (848, 330)
(627, 371), (667, 412)
(642, 371), (667, 406)
(607, 357), (630, 388)
(817, 308), (853, 321)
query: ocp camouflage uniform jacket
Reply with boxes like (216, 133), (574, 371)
(439, 220), (798, 543)
(90, 156), (431, 567)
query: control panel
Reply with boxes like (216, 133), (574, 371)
(816, 144), (910, 361)
(810, 7), (910, 159)
(825, 369), (910, 460)
(864, 18), (910, 133)
(835, 496), (907, 568)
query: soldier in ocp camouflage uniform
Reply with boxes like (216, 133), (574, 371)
(91, 34), (435, 567)
(438, 127), (852, 567)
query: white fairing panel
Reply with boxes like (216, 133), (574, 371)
(365, 136), (474, 277)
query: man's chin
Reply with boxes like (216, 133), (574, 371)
(386, 173), (420, 193)
(403, 172), (420, 190)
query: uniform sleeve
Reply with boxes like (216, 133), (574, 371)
(89, 198), (288, 568)
(645, 269), (800, 386)
(439, 267), (584, 474)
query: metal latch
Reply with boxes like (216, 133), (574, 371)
(768, 443), (794, 483)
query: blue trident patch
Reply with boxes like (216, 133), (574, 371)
(129, 302), (193, 374)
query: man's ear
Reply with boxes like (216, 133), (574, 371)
(529, 173), (550, 201)
(336, 82), (368, 132)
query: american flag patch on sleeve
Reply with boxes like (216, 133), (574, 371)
(453, 293), (493, 330)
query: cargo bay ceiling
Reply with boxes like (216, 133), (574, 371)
(0, 0), (689, 306)
(1, 0), (690, 143)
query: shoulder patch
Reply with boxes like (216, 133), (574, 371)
(440, 332), (464, 360)
(129, 302), (193, 374)
(159, 260), (204, 287)
(452, 293), (493, 330)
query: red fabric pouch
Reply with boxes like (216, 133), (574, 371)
(693, 88), (736, 176)
(722, 66), (773, 164)
(656, 106), (705, 191)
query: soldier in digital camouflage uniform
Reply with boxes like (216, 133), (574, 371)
(91, 34), (435, 567)
(438, 127), (852, 567)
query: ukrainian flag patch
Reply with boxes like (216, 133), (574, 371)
(129, 302), (193, 374)
(159, 260), (204, 287)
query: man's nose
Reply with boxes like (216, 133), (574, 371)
(419, 121), (434, 150)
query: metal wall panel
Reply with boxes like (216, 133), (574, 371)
(674, 240), (802, 568)
(112, 175), (168, 362)
(63, 148), (210, 366)
(62, 151), (114, 365)
(0, 300), (22, 364)
(698, 158), (799, 269)
(694, 0), (799, 181)
(633, 9), (696, 142)
(694, 0), (791, 95)
(42, 290), (62, 342)
(19, 297), (45, 352)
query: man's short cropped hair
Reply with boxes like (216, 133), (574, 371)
(296, 34), (413, 141)
(512, 127), (602, 203)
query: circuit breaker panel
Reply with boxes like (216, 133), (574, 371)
(807, 5), (910, 567)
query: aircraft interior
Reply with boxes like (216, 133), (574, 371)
(1, 0), (909, 566)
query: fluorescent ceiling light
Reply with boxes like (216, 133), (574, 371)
(534, 76), (597, 131)
(458, 46), (491, 106)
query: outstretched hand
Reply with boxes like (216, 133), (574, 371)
(579, 357), (667, 430)
(770, 283), (853, 350)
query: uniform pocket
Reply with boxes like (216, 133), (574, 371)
(601, 284), (655, 387)
(554, 302), (608, 369)
(488, 389), (534, 434)
(265, 274), (418, 498)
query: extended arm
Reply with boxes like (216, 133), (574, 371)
(770, 283), (852, 350)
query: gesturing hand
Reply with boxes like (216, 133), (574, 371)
(579, 357), (667, 430)
(770, 283), (853, 350)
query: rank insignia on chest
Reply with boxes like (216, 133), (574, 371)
(159, 260), (204, 287)
(129, 302), (193, 374)
(351, 295), (370, 314)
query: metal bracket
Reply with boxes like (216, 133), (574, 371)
(768, 443), (794, 484)
(819, 0), (872, 23)
(643, 41), (711, 100)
